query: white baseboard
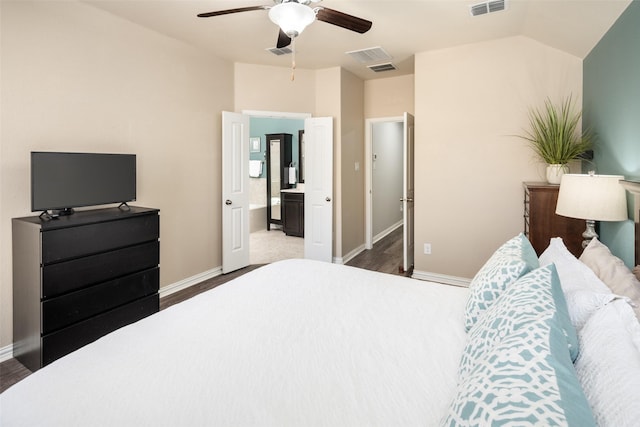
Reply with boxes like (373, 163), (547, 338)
(336, 221), (402, 265)
(412, 270), (471, 288)
(373, 220), (403, 245)
(159, 266), (223, 298)
(0, 343), (14, 363)
(334, 243), (367, 265)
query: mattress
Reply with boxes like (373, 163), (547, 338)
(1, 259), (469, 426)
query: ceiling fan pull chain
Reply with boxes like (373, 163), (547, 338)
(291, 37), (296, 81)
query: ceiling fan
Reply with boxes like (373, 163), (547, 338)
(197, 0), (373, 49)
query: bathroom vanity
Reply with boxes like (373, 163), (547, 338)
(282, 188), (304, 237)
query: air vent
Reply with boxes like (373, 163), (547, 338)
(470, 0), (506, 16)
(367, 63), (397, 73)
(266, 46), (292, 56)
(346, 47), (392, 64)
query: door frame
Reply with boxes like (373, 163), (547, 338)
(243, 110), (311, 120)
(402, 112), (415, 273)
(364, 116), (404, 250)
(243, 110), (311, 259)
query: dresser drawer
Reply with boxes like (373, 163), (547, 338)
(42, 293), (159, 366)
(42, 267), (159, 334)
(42, 214), (159, 264)
(42, 241), (160, 298)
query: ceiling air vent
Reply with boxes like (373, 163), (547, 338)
(346, 46), (392, 64)
(266, 46), (292, 56)
(470, 0), (506, 16)
(367, 62), (397, 73)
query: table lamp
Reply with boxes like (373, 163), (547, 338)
(556, 173), (627, 248)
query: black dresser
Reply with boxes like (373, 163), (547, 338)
(12, 206), (160, 371)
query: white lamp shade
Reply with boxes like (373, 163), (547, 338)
(269, 3), (316, 37)
(556, 174), (628, 221)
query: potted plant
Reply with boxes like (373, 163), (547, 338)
(517, 95), (593, 184)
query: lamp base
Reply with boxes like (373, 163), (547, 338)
(581, 219), (598, 248)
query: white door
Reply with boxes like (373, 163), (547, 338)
(304, 117), (333, 262)
(402, 112), (415, 272)
(222, 111), (250, 273)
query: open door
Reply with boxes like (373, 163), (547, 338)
(221, 111), (250, 273)
(304, 117), (333, 263)
(402, 112), (415, 273)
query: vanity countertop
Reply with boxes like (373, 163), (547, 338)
(281, 188), (304, 194)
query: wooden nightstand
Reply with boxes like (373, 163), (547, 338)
(523, 182), (584, 258)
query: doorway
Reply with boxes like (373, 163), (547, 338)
(366, 118), (404, 248)
(221, 111), (333, 273)
(247, 114), (307, 264)
(364, 114), (414, 272)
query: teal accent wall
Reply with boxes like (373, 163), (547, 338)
(249, 117), (303, 179)
(583, 0), (640, 268)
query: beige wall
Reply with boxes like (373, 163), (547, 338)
(234, 63), (316, 114)
(413, 36), (583, 279)
(339, 69), (365, 259)
(0, 1), (234, 348)
(364, 74), (415, 118)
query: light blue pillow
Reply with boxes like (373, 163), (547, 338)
(464, 233), (539, 331)
(459, 264), (579, 381)
(442, 317), (595, 426)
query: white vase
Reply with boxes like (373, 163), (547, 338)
(546, 164), (568, 184)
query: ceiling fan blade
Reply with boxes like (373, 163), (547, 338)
(316, 7), (372, 34)
(197, 6), (268, 18)
(276, 29), (292, 49)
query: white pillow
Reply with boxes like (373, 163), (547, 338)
(539, 238), (614, 329)
(574, 300), (640, 427)
(539, 238), (610, 294)
(580, 238), (640, 320)
(564, 289), (617, 331)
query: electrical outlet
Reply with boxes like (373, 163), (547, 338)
(424, 243), (432, 255)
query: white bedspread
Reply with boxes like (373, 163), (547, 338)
(1, 259), (469, 426)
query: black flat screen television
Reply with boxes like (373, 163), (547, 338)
(31, 152), (136, 214)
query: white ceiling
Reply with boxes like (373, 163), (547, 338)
(82, 0), (631, 80)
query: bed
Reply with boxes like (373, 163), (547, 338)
(2, 220), (640, 426)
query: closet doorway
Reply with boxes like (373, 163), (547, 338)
(365, 113), (415, 273)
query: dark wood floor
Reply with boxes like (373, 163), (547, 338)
(0, 228), (403, 393)
(347, 226), (408, 276)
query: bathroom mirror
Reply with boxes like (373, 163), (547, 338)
(266, 133), (292, 230)
(268, 139), (281, 223)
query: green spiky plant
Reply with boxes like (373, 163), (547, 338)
(518, 95), (593, 165)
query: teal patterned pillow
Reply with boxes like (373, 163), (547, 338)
(464, 234), (539, 331)
(441, 319), (596, 427)
(458, 264), (579, 381)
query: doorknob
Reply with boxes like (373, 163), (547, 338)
(325, 197), (331, 202)
(225, 200), (232, 205)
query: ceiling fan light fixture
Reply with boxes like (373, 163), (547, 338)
(268, 2), (316, 38)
